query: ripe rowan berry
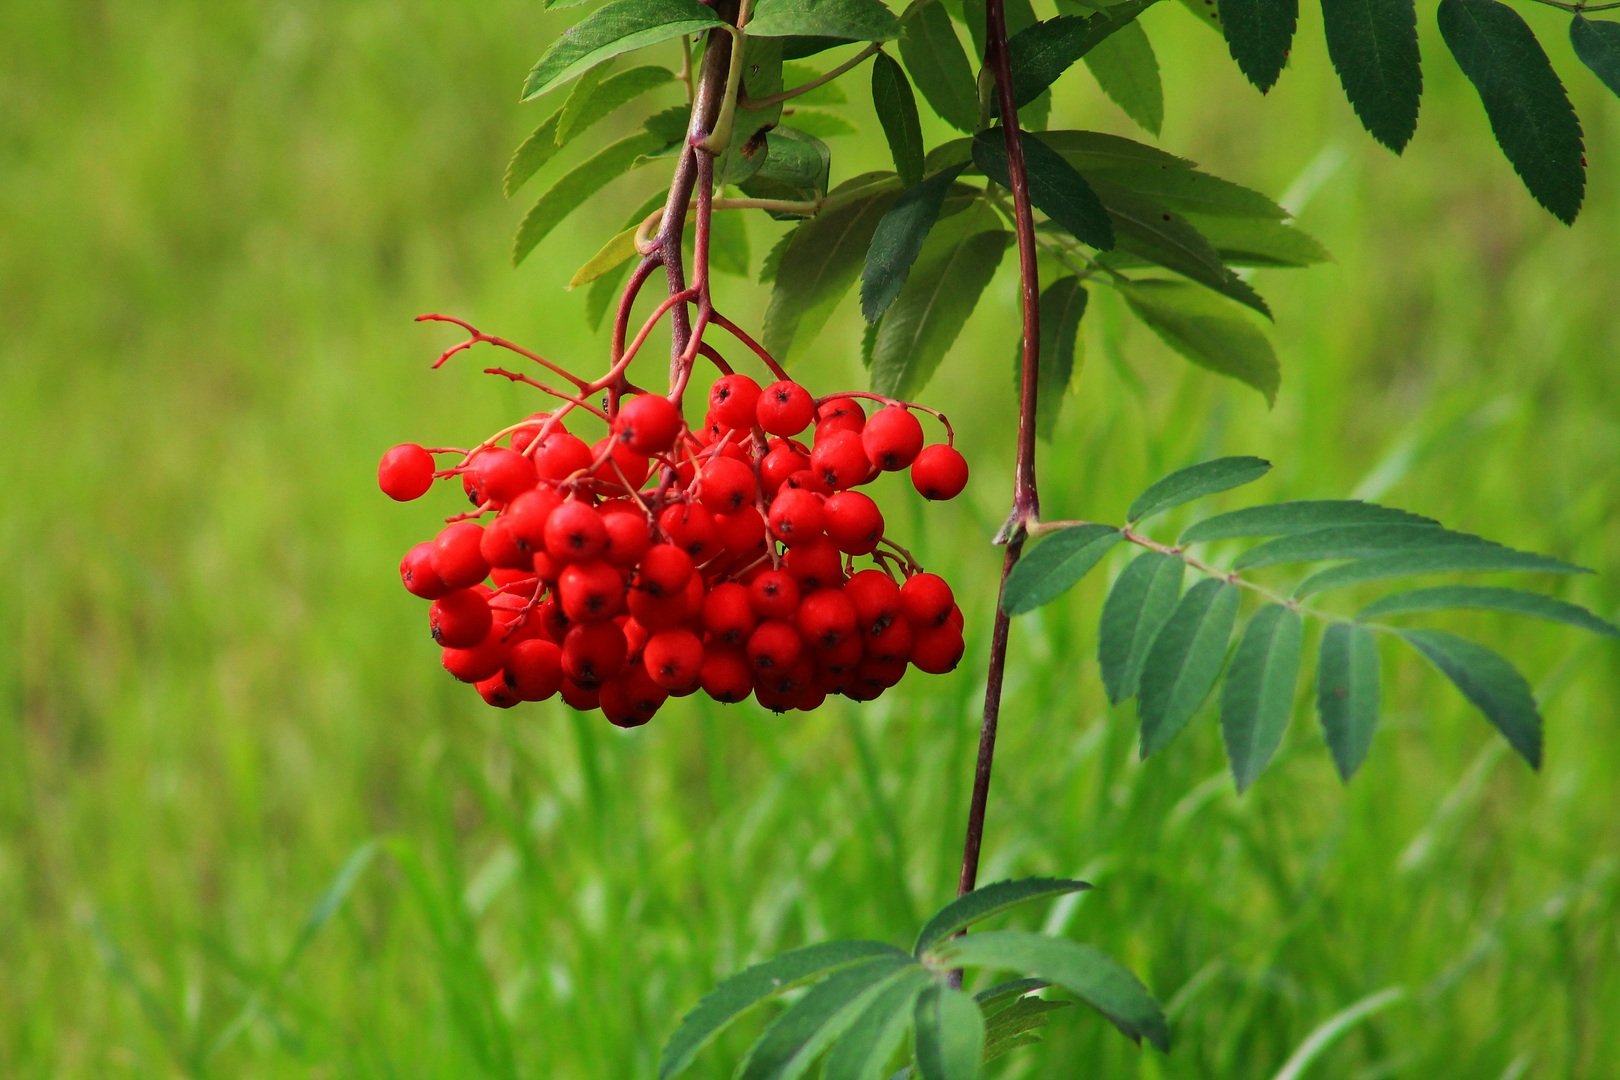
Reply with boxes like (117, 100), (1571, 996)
(756, 380), (815, 436)
(562, 621), (628, 687)
(644, 629), (704, 690)
(544, 500), (608, 563)
(702, 582), (757, 644)
(432, 521), (490, 589)
(748, 569), (800, 620)
(443, 628), (508, 683)
(843, 569), (901, 633)
(657, 502), (719, 563)
(697, 455), (757, 514)
(479, 516), (529, 569)
(798, 589), (857, 650)
(504, 638), (565, 701)
(699, 648), (753, 703)
(910, 444), (969, 501)
(614, 393), (683, 454)
(637, 544), (694, 597)
(815, 397), (866, 435)
(475, 672), (522, 709)
(601, 507), (652, 566)
(558, 560), (625, 623)
(809, 430), (869, 491)
(900, 573), (955, 628)
(430, 589), (493, 649)
(861, 407), (925, 471)
(400, 542), (452, 599)
(822, 491), (884, 556)
(379, 443), (437, 501)
(746, 620), (803, 672)
(532, 431), (595, 483)
(767, 487), (826, 544)
(911, 623), (966, 675)
(709, 373), (762, 431)
(782, 537), (843, 592)
(467, 447), (537, 506)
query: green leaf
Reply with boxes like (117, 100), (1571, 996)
(821, 968), (933, 1080)
(787, 108), (859, 140)
(913, 878), (1093, 955)
(1093, 183), (1271, 317)
(1005, 0), (1164, 108)
(1294, 546), (1588, 598)
(560, 64), (674, 151)
(783, 61), (850, 103)
(1357, 586), (1619, 637)
(1182, 500), (1436, 542)
(718, 37), (786, 186)
(981, 996), (1071, 1061)
(513, 129), (670, 266)
(869, 229), (1010, 398)
(1572, 16), (1620, 99)
(1029, 276), (1088, 438)
(1138, 579), (1240, 758)
(861, 165), (970, 322)
(739, 129), (832, 205)
(1186, 215), (1332, 267)
(1099, 551), (1184, 703)
(1438, 0), (1584, 223)
(1083, 19), (1164, 135)
(1317, 623), (1381, 781)
(569, 225), (640, 288)
(900, 0), (982, 132)
(1001, 525), (1123, 616)
(520, 0), (723, 101)
(763, 174), (902, 359)
(738, 955), (917, 1080)
(913, 985), (984, 1080)
(1219, 604), (1303, 792)
(1093, 166), (1286, 219)
(1321, 0), (1421, 150)
(974, 130), (1116, 250)
(1039, 129), (1190, 171)
(1121, 281), (1280, 404)
(1397, 629), (1543, 769)
(659, 940), (909, 1078)
(1232, 523), (1496, 570)
(1127, 455), (1272, 524)
(931, 932), (1170, 1052)
(746, 0), (900, 40)
(1217, 0), (1297, 92)
(873, 53), (926, 187)
(505, 112), (564, 198)
(974, 978), (1049, 1010)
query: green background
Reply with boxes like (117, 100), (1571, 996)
(4, 2), (1617, 1077)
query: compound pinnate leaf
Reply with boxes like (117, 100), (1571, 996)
(821, 968), (932, 1080)
(1397, 629), (1543, 768)
(870, 229), (1009, 399)
(1357, 586), (1619, 637)
(569, 225), (640, 288)
(1099, 551), (1183, 704)
(521, 0), (723, 101)
(1572, 16), (1620, 98)
(862, 166), (968, 323)
(1138, 579), (1240, 758)
(1094, 183), (1271, 317)
(1317, 623), (1380, 781)
(900, 0), (981, 132)
(746, 0), (900, 40)
(974, 978), (1048, 1009)
(1219, 604), (1304, 791)
(1083, 18), (1164, 135)
(1121, 281), (1280, 404)
(914, 878), (1092, 955)
(1127, 456), (1272, 524)
(1218, 0), (1297, 91)
(1232, 523), (1493, 570)
(1005, 0), (1163, 108)
(913, 985), (984, 1080)
(932, 932), (1170, 1052)
(1001, 524), (1122, 616)
(1293, 545), (1588, 598)
(658, 940), (908, 1078)
(555, 64), (673, 145)
(1439, 0), (1584, 223)
(739, 129), (831, 204)
(737, 955), (917, 1080)
(505, 112), (564, 198)
(981, 996), (1071, 1062)
(1039, 128), (1190, 170)
(1321, 0), (1422, 151)
(873, 53), (925, 187)
(513, 129), (671, 266)
(1187, 215), (1332, 267)
(1181, 500), (1437, 543)
(1095, 166), (1286, 219)
(974, 130), (1115, 250)
(1028, 276), (1088, 438)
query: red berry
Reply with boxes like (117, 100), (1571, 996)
(400, 542), (452, 599)
(532, 432), (595, 483)
(512, 412), (566, 453)
(700, 648), (754, 703)
(713, 506), (768, 559)
(702, 582), (758, 644)
(643, 629), (704, 690)
(709, 374), (762, 431)
(783, 537), (844, 592)
(749, 569), (800, 620)
(798, 589), (857, 650)
(558, 561), (625, 623)
(430, 589), (493, 649)
(746, 620), (803, 672)
(658, 502), (719, 563)
(615, 394), (683, 454)
(637, 544), (694, 597)
(432, 521), (490, 589)
(503, 487), (563, 551)
(475, 672), (522, 708)
(900, 573), (955, 628)
(600, 668), (667, 727)
(561, 621), (628, 687)
(504, 639), (565, 700)
(591, 437), (651, 490)
(442, 626), (508, 683)
(865, 615), (914, 665)
(601, 507), (652, 566)
(756, 381), (815, 437)
(911, 444), (969, 501)
(544, 500), (608, 564)
(379, 443), (436, 501)
(822, 491), (884, 555)
(810, 430), (870, 491)
(767, 487), (826, 545)
(844, 569), (902, 634)
(559, 678), (602, 711)
(911, 623), (966, 675)
(467, 447), (537, 505)
(861, 407), (925, 471)
(815, 397), (866, 435)
(759, 439), (810, 495)
(698, 456), (757, 514)
(479, 516), (530, 569)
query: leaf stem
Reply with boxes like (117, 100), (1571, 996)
(739, 43), (882, 108)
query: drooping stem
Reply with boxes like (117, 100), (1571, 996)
(955, 0), (1044, 903)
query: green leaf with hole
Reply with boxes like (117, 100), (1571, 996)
(914, 878), (1093, 955)
(1397, 629), (1543, 769)
(1186, 215), (1331, 267)
(862, 165), (971, 322)
(513, 128), (671, 266)
(738, 955), (917, 1080)
(1294, 545), (1588, 598)
(1005, 0), (1164, 107)
(1322, 0), (1421, 150)
(1027, 276), (1088, 438)
(1121, 281), (1280, 404)
(1232, 523), (1496, 570)
(869, 229), (1009, 399)
(975, 130), (1115, 249)
(1572, 16), (1620, 98)
(521, 0), (723, 101)
(717, 37), (786, 186)
(747, 0), (900, 39)
(1219, 604), (1303, 791)
(1439, 0), (1584, 223)
(1127, 456), (1272, 524)
(659, 940), (910, 1078)
(1138, 579), (1239, 758)
(1099, 551), (1184, 703)
(872, 53), (925, 187)
(932, 932), (1170, 1052)
(821, 968), (933, 1080)
(913, 985), (984, 1080)
(1358, 586), (1619, 636)
(1002, 525), (1122, 615)
(1217, 0), (1297, 91)
(1182, 500), (1435, 542)
(1083, 18), (1164, 134)
(1317, 623), (1381, 781)
(1094, 183), (1270, 317)
(900, 0), (981, 131)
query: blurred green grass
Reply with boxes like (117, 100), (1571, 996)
(3, 1), (1617, 1077)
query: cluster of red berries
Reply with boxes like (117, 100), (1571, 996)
(380, 371), (970, 727)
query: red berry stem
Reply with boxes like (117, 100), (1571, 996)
(955, 0), (1044, 913)
(416, 313), (591, 391)
(709, 310), (791, 382)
